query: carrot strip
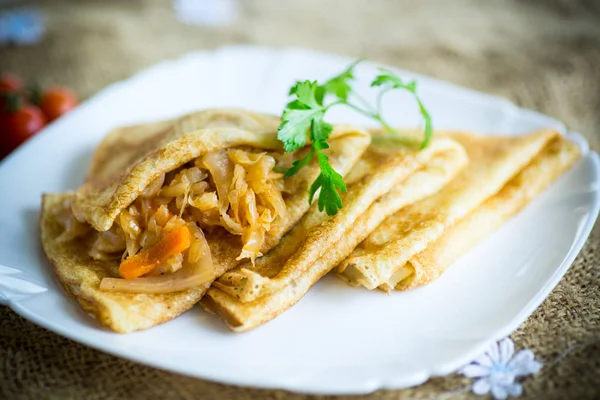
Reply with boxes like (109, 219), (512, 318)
(119, 226), (192, 279)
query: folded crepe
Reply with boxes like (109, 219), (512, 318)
(40, 109), (371, 332)
(395, 135), (580, 289)
(201, 133), (469, 331)
(336, 129), (580, 291)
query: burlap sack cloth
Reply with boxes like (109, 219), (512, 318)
(1, 1), (599, 399)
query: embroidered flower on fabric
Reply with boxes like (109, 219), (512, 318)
(460, 338), (542, 399)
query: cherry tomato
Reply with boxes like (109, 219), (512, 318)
(39, 87), (78, 121)
(0, 105), (47, 151)
(0, 73), (24, 92)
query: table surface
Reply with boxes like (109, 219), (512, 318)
(1, 1), (599, 399)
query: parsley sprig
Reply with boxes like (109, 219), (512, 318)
(277, 60), (432, 215)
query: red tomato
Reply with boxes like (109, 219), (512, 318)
(0, 73), (24, 92)
(39, 87), (78, 121)
(0, 105), (47, 151)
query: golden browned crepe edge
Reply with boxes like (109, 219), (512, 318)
(200, 137), (469, 331)
(72, 108), (370, 232)
(212, 137), (467, 303)
(41, 193), (207, 333)
(40, 116), (372, 333)
(337, 129), (561, 291)
(397, 135), (581, 290)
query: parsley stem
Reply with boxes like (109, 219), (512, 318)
(343, 102), (373, 118)
(373, 114), (396, 134)
(325, 100), (345, 109)
(343, 102), (396, 134)
(376, 87), (392, 115)
(278, 61), (433, 216)
(351, 92), (376, 114)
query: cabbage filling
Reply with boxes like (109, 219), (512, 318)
(56, 148), (290, 291)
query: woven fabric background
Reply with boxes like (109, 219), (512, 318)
(1, 0), (599, 399)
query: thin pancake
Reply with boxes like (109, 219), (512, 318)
(42, 193), (217, 333)
(41, 109), (371, 332)
(201, 135), (468, 331)
(72, 109), (367, 234)
(336, 129), (559, 291)
(212, 137), (467, 303)
(397, 135), (580, 289)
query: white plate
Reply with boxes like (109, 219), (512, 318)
(0, 46), (598, 395)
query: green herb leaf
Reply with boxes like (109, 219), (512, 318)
(310, 117), (333, 142)
(322, 59), (362, 101)
(371, 68), (431, 148)
(295, 80), (324, 108)
(371, 69), (410, 90)
(278, 60), (433, 216)
(284, 147), (314, 177)
(278, 81), (327, 152)
(308, 141), (347, 215)
(278, 109), (313, 152)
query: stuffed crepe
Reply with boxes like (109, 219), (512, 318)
(40, 109), (371, 332)
(201, 133), (468, 331)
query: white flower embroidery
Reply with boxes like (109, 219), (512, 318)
(460, 338), (542, 400)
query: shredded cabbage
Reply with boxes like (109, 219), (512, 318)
(57, 148), (288, 293)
